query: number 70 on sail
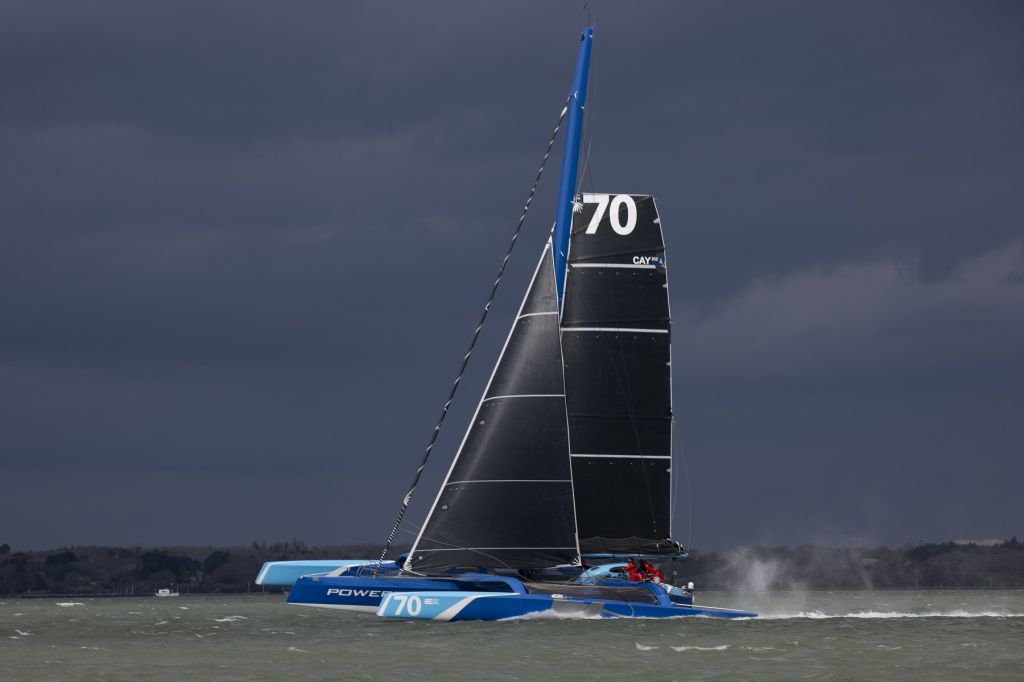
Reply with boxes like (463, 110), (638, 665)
(579, 193), (638, 235)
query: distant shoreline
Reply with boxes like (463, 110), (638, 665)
(2, 539), (1022, 596)
(11, 586), (1024, 600)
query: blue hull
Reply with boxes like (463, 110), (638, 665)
(288, 574), (468, 613)
(287, 573), (756, 620)
(255, 560), (381, 587)
(378, 590), (755, 621)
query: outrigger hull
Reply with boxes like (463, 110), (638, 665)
(287, 573), (756, 621)
(377, 591), (756, 621)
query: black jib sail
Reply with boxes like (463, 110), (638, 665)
(561, 194), (679, 556)
(407, 243), (579, 573)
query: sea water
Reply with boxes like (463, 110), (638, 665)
(2, 590), (1022, 681)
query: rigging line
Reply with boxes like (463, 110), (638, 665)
(671, 417), (693, 550)
(376, 97), (571, 572)
(576, 45), (596, 197)
(585, 140), (597, 194)
(669, 422), (675, 542)
(398, 519), (422, 534)
(579, 138), (596, 201)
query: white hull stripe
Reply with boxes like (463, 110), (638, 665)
(572, 262), (656, 269)
(289, 603), (379, 613)
(415, 546), (578, 552)
(518, 311), (558, 318)
(571, 454), (672, 460)
(562, 327), (668, 334)
(482, 393), (564, 402)
(446, 479), (571, 485)
(434, 595), (480, 621)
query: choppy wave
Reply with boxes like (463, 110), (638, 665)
(635, 643), (733, 652)
(502, 608), (605, 621)
(760, 610), (1024, 620)
(473, 606), (1024, 622)
(55, 602), (85, 607)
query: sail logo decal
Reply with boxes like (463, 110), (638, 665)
(581, 194), (637, 235)
(325, 588), (391, 598)
(631, 256), (664, 267)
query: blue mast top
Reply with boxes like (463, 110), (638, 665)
(552, 25), (594, 312)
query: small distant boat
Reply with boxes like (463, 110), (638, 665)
(256, 24), (756, 622)
(155, 588), (179, 597)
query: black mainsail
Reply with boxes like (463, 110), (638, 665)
(407, 243), (579, 573)
(562, 194), (677, 556)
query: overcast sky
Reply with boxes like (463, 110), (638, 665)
(2, 1), (1022, 551)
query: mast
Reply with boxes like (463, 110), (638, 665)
(552, 25), (594, 314)
(402, 26), (608, 574)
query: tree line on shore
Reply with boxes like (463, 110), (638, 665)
(1, 538), (1021, 596)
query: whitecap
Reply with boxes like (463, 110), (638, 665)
(635, 643), (659, 651)
(671, 645), (729, 652)
(213, 615), (248, 622)
(56, 602), (85, 607)
(287, 646), (309, 653)
(15, 629), (32, 636)
(761, 610), (1024, 620)
(500, 607), (604, 622)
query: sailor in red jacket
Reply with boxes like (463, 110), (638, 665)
(641, 560), (664, 584)
(624, 558), (643, 581)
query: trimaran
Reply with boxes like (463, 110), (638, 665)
(255, 25), (756, 621)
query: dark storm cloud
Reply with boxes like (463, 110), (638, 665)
(1, 1), (1021, 549)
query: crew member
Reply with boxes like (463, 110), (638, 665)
(624, 558), (642, 581)
(641, 560), (664, 584)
